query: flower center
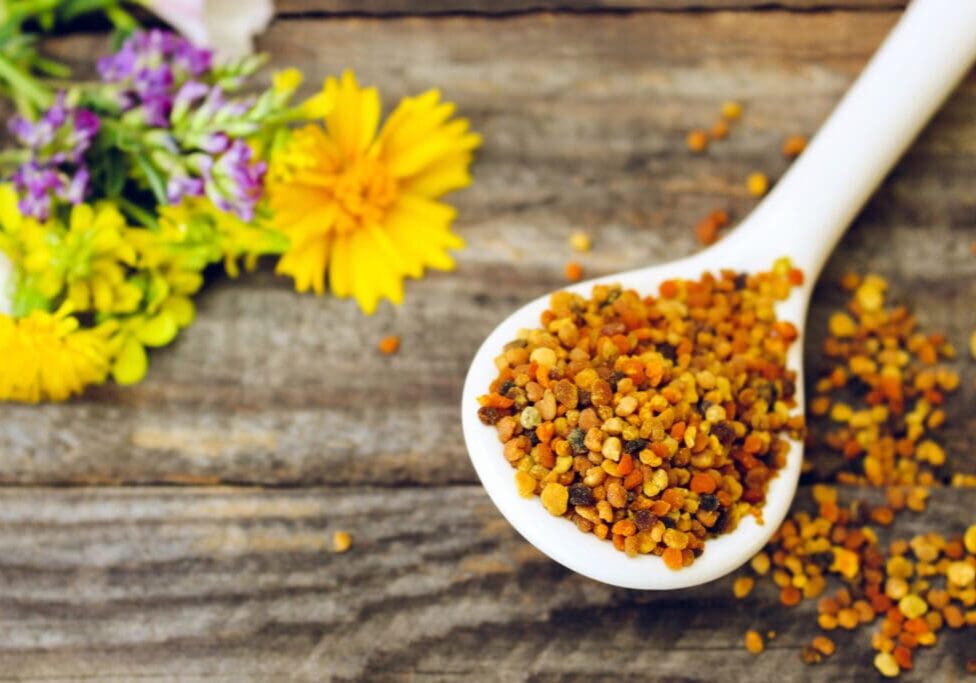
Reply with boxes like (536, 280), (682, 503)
(330, 156), (398, 234)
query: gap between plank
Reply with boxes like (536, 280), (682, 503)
(275, 3), (906, 22)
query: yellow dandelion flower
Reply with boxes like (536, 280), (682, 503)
(0, 304), (115, 403)
(268, 70), (481, 314)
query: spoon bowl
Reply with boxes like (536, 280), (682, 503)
(461, 251), (810, 589)
(462, 0), (976, 589)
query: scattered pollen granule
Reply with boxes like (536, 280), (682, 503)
(745, 629), (764, 654)
(782, 135), (808, 158)
(722, 101), (743, 120)
(747, 172), (769, 197)
(809, 274), (959, 488)
(332, 530), (353, 553)
(378, 335), (400, 355)
(687, 129), (709, 153)
(564, 261), (584, 282)
(569, 231), (592, 253)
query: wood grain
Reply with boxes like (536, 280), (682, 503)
(9, 10), (974, 486)
(4, 6), (975, 682)
(0, 484), (971, 681)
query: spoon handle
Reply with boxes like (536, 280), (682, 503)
(733, 0), (976, 280)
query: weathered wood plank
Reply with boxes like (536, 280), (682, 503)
(276, 0), (908, 15)
(0, 484), (971, 681)
(4, 11), (975, 485)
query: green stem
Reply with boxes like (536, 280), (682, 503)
(0, 52), (53, 112)
(105, 5), (138, 32)
(116, 195), (159, 229)
(32, 55), (72, 79)
(0, 148), (30, 167)
(42, 78), (102, 89)
(258, 107), (308, 130)
(6, 0), (62, 21)
(59, 0), (122, 20)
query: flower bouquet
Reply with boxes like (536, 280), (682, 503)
(0, 5), (480, 403)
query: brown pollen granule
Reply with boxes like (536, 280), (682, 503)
(478, 262), (806, 569)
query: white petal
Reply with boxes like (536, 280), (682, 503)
(143, 0), (274, 59)
(0, 251), (12, 315)
(143, 0), (209, 46)
(205, 0), (275, 60)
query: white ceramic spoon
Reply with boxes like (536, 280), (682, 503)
(461, 0), (976, 590)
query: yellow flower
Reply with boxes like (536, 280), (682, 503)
(0, 184), (61, 301)
(111, 296), (195, 386)
(267, 70), (481, 314)
(158, 197), (288, 278)
(273, 67), (303, 96)
(0, 188), (142, 315)
(106, 228), (200, 387)
(0, 304), (115, 403)
(61, 202), (141, 314)
(0, 184), (31, 263)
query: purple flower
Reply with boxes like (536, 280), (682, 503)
(166, 174), (206, 204)
(200, 133), (230, 154)
(62, 167), (90, 205)
(10, 161), (92, 221)
(141, 94), (174, 128)
(98, 30), (213, 125)
(172, 80), (209, 116)
(9, 93), (100, 164)
(99, 30), (212, 84)
(6, 94), (101, 219)
(201, 139), (266, 221)
(68, 109), (101, 158)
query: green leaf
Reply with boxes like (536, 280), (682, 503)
(30, 54), (70, 78)
(135, 153), (168, 205)
(104, 149), (126, 196)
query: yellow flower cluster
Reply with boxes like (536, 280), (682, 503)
(0, 187), (287, 400)
(0, 69), (480, 401)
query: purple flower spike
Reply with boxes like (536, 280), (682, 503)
(172, 80), (210, 115)
(99, 29), (214, 125)
(62, 167), (91, 205)
(66, 109), (101, 163)
(166, 175), (206, 204)
(12, 161), (67, 220)
(201, 133), (230, 154)
(204, 139), (266, 221)
(141, 94), (174, 128)
(6, 94), (101, 218)
(9, 93), (100, 164)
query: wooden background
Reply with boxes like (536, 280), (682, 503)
(1, 1), (974, 680)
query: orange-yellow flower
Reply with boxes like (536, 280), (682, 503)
(267, 71), (481, 314)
